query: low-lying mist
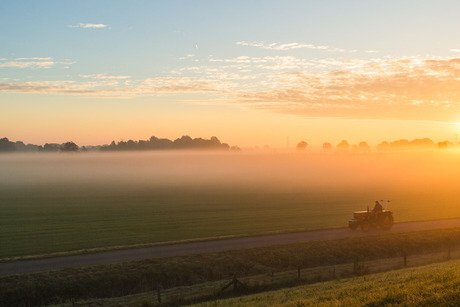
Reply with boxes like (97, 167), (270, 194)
(1, 150), (458, 194)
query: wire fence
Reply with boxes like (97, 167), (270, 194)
(67, 242), (460, 307)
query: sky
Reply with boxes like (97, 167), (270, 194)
(1, 0), (459, 148)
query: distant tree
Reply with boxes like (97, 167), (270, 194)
(138, 140), (148, 150)
(377, 141), (391, 152)
(358, 141), (371, 153)
(336, 140), (350, 152)
(15, 141), (26, 151)
(390, 139), (410, 151)
(0, 138), (16, 152)
(173, 135), (193, 149)
(438, 141), (453, 149)
(126, 140), (137, 150)
(322, 142), (333, 152)
(60, 141), (79, 152)
(410, 138), (435, 148)
(25, 144), (41, 152)
(210, 136), (220, 145)
(149, 136), (173, 150)
(296, 141), (308, 151)
(42, 143), (60, 152)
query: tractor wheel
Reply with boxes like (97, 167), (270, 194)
(349, 223), (358, 230)
(380, 214), (394, 230)
(360, 221), (371, 232)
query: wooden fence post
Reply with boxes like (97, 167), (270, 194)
(157, 284), (162, 303)
(297, 266), (301, 280)
(329, 267), (336, 279)
(353, 257), (359, 275)
(403, 252), (407, 267)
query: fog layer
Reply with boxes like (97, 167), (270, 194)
(1, 150), (458, 190)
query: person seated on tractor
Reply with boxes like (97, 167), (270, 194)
(373, 200), (383, 218)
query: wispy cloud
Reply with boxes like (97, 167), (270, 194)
(80, 74), (131, 80)
(230, 57), (460, 122)
(0, 77), (226, 97)
(236, 41), (352, 53)
(68, 23), (109, 29)
(450, 49), (460, 53)
(3, 50), (458, 122)
(0, 57), (55, 69)
(178, 54), (196, 60)
(14, 57), (53, 61)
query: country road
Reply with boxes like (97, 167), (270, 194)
(2, 218), (460, 277)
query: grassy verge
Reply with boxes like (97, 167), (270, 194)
(192, 258), (460, 306)
(1, 227), (460, 306)
(59, 249), (460, 306)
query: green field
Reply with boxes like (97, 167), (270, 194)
(1, 151), (459, 258)
(194, 259), (460, 306)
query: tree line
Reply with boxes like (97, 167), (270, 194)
(0, 136), (239, 153)
(100, 135), (238, 151)
(1, 136), (455, 153)
(296, 137), (455, 152)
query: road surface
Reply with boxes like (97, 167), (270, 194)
(2, 219), (460, 277)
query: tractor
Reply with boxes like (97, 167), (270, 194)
(348, 200), (393, 232)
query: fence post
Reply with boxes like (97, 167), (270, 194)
(157, 284), (162, 303)
(353, 257), (359, 275)
(297, 266), (301, 280)
(448, 244), (451, 260)
(329, 267), (335, 279)
(403, 252), (407, 267)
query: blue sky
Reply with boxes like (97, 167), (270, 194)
(1, 1), (459, 147)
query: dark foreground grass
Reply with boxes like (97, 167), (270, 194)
(193, 259), (460, 306)
(1, 227), (460, 306)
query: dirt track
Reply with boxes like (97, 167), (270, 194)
(2, 218), (460, 277)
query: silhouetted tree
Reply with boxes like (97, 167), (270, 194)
(0, 138), (16, 152)
(42, 143), (60, 152)
(99, 135), (231, 151)
(173, 135), (194, 149)
(14, 141), (26, 151)
(336, 140), (350, 152)
(390, 139), (410, 151)
(358, 141), (370, 153)
(60, 141), (79, 152)
(437, 141), (453, 149)
(377, 141), (390, 152)
(296, 141), (308, 151)
(410, 138), (435, 148)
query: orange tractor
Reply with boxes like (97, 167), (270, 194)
(349, 200), (393, 232)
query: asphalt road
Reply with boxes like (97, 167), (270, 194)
(2, 218), (460, 277)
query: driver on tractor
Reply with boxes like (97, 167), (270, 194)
(373, 200), (383, 218)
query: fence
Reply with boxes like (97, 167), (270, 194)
(69, 242), (459, 306)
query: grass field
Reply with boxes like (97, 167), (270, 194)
(193, 259), (460, 306)
(1, 151), (459, 258)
